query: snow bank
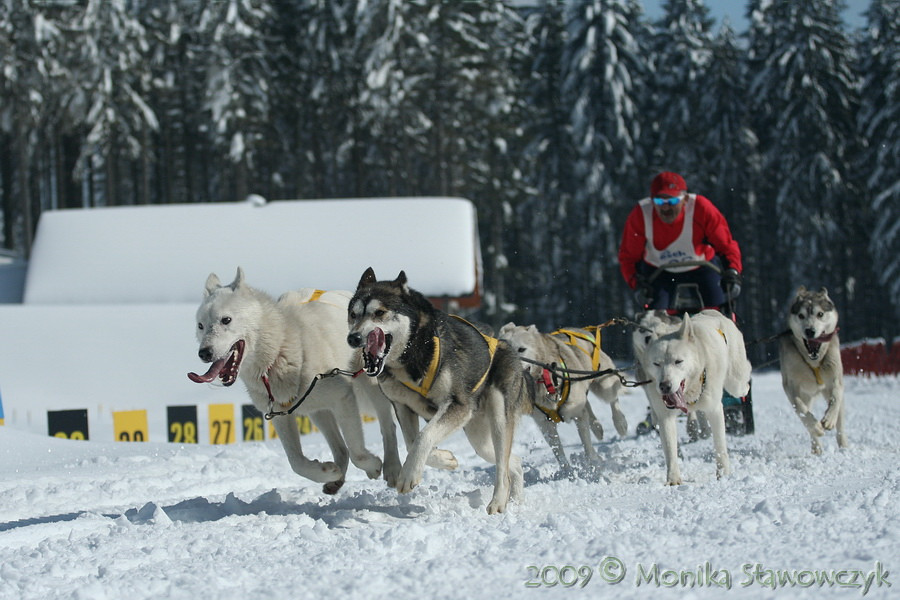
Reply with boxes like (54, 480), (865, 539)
(1, 372), (898, 600)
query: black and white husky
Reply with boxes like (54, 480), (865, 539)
(779, 286), (847, 454)
(347, 268), (533, 514)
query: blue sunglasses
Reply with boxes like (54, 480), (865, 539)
(652, 196), (681, 206)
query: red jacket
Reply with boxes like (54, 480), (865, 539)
(618, 194), (742, 289)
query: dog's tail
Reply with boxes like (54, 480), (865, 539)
(722, 320), (752, 398)
(520, 369), (537, 415)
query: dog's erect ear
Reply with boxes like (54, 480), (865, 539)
(358, 267), (377, 290)
(204, 273), (221, 296)
(225, 267), (245, 291)
(394, 270), (410, 294)
(679, 313), (693, 340)
(819, 286), (829, 296)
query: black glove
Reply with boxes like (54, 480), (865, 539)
(634, 274), (654, 307)
(722, 268), (742, 300)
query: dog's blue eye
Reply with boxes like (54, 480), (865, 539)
(221, 317), (231, 325)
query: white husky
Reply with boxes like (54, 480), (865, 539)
(499, 323), (626, 473)
(632, 310), (711, 440)
(779, 286), (847, 454)
(640, 311), (751, 484)
(188, 268), (404, 494)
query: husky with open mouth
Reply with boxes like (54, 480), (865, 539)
(639, 311), (751, 485)
(779, 286), (847, 454)
(347, 268), (533, 514)
(189, 267), (405, 494)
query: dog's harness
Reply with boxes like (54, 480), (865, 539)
(551, 326), (603, 371)
(399, 315), (499, 398)
(534, 359), (571, 423)
(533, 327), (602, 423)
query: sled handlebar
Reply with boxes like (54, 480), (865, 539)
(644, 259), (722, 284)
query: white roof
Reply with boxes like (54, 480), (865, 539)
(24, 197), (481, 304)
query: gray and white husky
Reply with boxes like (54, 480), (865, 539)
(779, 286), (847, 454)
(347, 268), (533, 514)
(639, 311), (751, 484)
(498, 323), (626, 473)
(188, 267), (403, 493)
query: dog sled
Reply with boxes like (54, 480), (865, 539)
(637, 259), (755, 436)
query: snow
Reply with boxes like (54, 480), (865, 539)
(1, 372), (898, 599)
(3, 196), (897, 598)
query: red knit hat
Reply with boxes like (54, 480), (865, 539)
(650, 172), (687, 197)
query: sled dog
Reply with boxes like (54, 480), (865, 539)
(347, 268), (533, 514)
(188, 267), (406, 494)
(639, 311), (751, 484)
(779, 286), (847, 454)
(632, 310), (711, 440)
(498, 323), (626, 472)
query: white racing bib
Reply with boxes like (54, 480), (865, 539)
(640, 194), (705, 272)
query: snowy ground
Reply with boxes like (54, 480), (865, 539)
(1, 371), (897, 600)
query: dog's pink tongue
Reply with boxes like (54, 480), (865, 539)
(188, 358), (226, 383)
(663, 390), (689, 414)
(366, 328), (386, 356)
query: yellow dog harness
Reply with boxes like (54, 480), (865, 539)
(534, 326), (604, 423)
(400, 315), (499, 398)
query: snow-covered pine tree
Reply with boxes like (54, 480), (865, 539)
(68, 0), (157, 206)
(563, 0), (648, 325)
(197, 0), (277, 202)
(859, 0), (900, 320)
(645, 0), (715, 172)
(694, 22), (765, 356)
(747, 0), (860, 331)
(507, 0), (577, 328)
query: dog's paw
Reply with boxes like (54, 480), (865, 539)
(322, 479), (345, 495)
(806, 417), (826, 437)
(486, 498), (508, 515)
(820, 411), (838, 431)
(665, 478), (683, 486)
(396, 465), (422, 494)
(318, 461), (344, 482)
(426, 448), (459, 471)
(353, 453), (383, 480)
(382, 459), (402, 489)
